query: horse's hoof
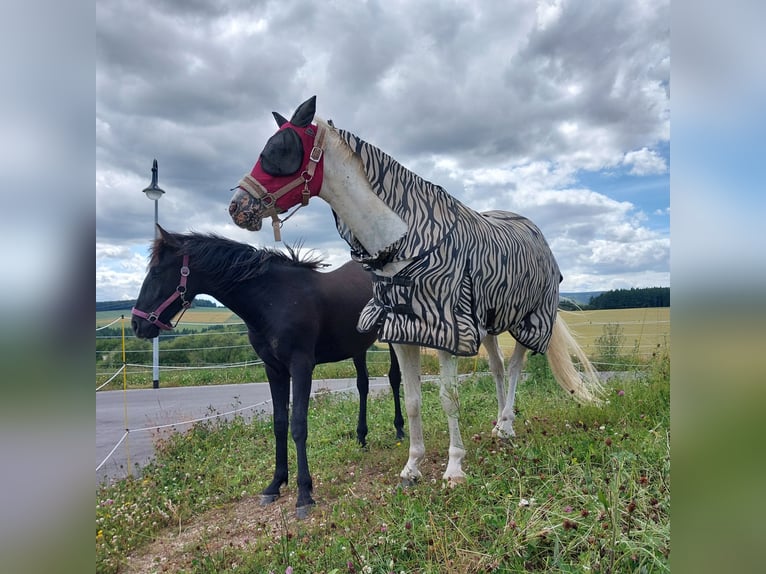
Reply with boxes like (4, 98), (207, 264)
(445, 475), (466, 489)
(399, 477), (418, 488)
(492, 426), (515, 441)
(295, 503), (314, 520)
(260, 493), (279, 506)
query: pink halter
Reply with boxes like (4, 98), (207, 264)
(131, 255), (192, 330)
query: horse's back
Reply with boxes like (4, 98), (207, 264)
(319, 260), (373, 305)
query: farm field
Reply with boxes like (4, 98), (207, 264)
(562, 307), (669, 358)
(99, 306), (669, 351)
(98, 306), (669, 389)
(435, 307), (669, 360)
(97, 307), (242, 330)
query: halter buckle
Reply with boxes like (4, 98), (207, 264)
(309, 145), (323, 163)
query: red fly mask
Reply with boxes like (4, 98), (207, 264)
(230, 99), (325, 240)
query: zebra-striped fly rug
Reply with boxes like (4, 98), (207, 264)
(334, 128), (562, 357)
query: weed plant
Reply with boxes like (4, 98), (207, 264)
(97, 350), (669, 573)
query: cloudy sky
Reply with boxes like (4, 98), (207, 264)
(96, 0), (670, 302)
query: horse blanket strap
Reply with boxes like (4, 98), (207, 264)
(131, 255), (192, 330)
(371, 275), (414, 287)
(335, 129), (562, 356)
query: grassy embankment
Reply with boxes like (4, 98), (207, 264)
(96, 343), (670, 573)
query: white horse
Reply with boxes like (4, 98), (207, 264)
(229, 96), (601, 487)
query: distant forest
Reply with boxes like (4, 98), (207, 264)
(560, 287), (669, 310)
(96, 298), (220, 312)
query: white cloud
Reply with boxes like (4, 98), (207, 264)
(623, 147), (668, 176)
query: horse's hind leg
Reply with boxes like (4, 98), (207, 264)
(482, 335), (506, 424)
(388, 346), (405, 440)
(393, 343), (425, 486)
(493, 341), (527, 439)
(438, 350), (466, 486)
(352, 354), (370, 447)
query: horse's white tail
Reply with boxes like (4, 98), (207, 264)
(546, 315), (603, 403)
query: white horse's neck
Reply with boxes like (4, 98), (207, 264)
(316, 118), (408, 258)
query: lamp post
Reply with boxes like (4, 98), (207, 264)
(142, 159), (165, 389)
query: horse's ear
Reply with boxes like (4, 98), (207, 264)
(272, 112), (289, 127)
(157, 224), (177, 247)
(289, 95), (316, 127)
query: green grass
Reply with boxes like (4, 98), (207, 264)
(96, 350), (669, 573)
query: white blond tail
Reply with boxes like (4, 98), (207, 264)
(546, 315), (603, 403)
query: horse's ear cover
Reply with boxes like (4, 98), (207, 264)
(289, 96), (316, 127)
(260, 128), (303, 176)
(272, 112), (289, 127)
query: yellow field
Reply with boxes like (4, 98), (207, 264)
(98, 306), (669, 359)
(96, 307), (243, 328)
(489, 307), (670, 358)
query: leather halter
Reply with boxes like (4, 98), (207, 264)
(235, 123), (326, 241)
(131, 255), (192, 330)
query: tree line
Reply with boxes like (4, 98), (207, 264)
(559, 287), (669, 310)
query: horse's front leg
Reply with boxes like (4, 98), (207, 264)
(438, 350), (466, 486)
(261, 371), (290, 505)
(393, 344), (424, 486)
(352, 353), (370, 447)
(290, 358), (315, 518)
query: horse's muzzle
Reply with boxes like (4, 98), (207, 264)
(229, 189), (264, 231)
(131, 316), (160, 340)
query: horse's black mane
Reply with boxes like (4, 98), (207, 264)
(151, 231), (326, 293)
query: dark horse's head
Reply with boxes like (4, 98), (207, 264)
(228, 96), (322, 234)
(131, 225), (199, 339)
(131, 225), (323, 339)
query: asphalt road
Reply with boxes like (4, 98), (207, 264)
(96, 377), (394, 485)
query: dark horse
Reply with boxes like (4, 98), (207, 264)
(131, 225), (404, 517)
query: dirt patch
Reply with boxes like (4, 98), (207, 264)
(122, 485), (347, 574)
(118, 445), (451, 574)
(121, 493), (293, 574)
(120, 465), (401, 574)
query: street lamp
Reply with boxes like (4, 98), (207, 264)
(142, 159), (165, 389)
